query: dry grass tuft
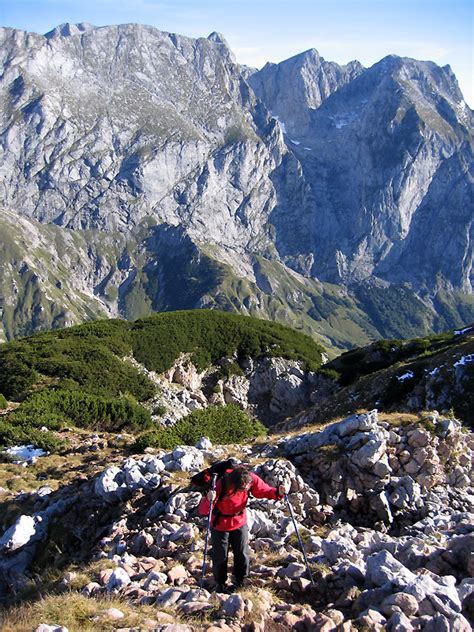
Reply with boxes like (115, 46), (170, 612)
(0, 593), (172, 632)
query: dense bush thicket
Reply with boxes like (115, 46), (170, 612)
(11, 390), (153, 433)
(133, 405), (266, 451)
(0, 310), (325, 401)
(0, 393), (7, 410)
(131, 310), (324, 374)
(0, 329), (154, 401)
(0, 389), (153, 452)
(0, 420), (67, 453)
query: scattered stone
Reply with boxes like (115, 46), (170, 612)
(357, 608), (387, 630)
(277, 562), (307, 579)
(196, 436), (212, 450)
(385, 611), (414, 631)
(155, 587), (187, 608)
(167, 564), (188, 585)
(107, 567), (131, 592)
(222, 593), (247, 618)
(82, 581), (101, 596)
(97, 607), (125, 620)
(380, 592), (419, 617)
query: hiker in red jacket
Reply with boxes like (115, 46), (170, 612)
(198, 465), (288, 592)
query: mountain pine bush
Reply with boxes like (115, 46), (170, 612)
(10, 390), (153, 434)
(133, 405), (266, 451)
(0, 310), (324, 401)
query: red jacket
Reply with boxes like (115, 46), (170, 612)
(198, 470), (281, 531)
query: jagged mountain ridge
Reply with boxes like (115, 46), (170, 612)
(0, 22), (473, 345)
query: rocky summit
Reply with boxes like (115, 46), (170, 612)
(0, 23), (473, 347)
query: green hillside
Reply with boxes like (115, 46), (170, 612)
(2, 210), (473, 356)
(0, 309), (325, 451)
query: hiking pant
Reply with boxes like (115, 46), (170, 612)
(210, 525), (249, 585)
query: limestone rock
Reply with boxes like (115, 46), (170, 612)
(0, 515), (37, 551)
(107, 567), (131, 592)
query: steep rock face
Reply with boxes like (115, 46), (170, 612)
(248, 48), (364, 138)
(0, 24), (283, 243)
(0, 23), (473, 343)
(253, 55), (473, 291)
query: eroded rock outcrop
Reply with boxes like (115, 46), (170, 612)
(128, 353), (318, 425)
(281, 410), (474, 526)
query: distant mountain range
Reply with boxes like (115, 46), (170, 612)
(0, 23), (472, 350)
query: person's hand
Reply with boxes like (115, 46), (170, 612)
(207, 489), (217, 502)
(278, 481), (290, 496)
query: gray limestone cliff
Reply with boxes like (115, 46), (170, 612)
(0, 23), (472, 344)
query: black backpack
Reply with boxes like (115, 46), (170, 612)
(190, 458), (240, 491)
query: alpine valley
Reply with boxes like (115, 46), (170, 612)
(0, 22), (473, 351)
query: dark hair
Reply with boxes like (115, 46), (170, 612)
(227, 465), (252, 491)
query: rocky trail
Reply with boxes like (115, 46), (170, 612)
(0, 410), (473, 631)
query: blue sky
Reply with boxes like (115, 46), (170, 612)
(2, 0), (473, 106)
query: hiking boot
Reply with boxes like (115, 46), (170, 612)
(230, 578), (248, 591)
(213, 583), (227, 593)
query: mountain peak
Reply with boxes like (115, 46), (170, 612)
(286, 47), (322, 65)
(44, 22), (95, 39)
(207, 31), (228, 46)
(206, 31), (236, 62)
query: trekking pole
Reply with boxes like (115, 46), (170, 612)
(199, 473), (218, 592)
(281, 480), (315, 587)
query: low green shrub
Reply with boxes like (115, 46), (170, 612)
(9, 389), (153, 433)
(0, 324), (155, 401)
(152, 403), (167, 416)
(382, 367), (423, 407)
(218, 361), (244, 380)
(0, 393), (7, 410)
(0, 419), (68, 453)
(316, 367), (341, 382)
(0, 351), (39, 399)
(133, 405), (266, 452)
